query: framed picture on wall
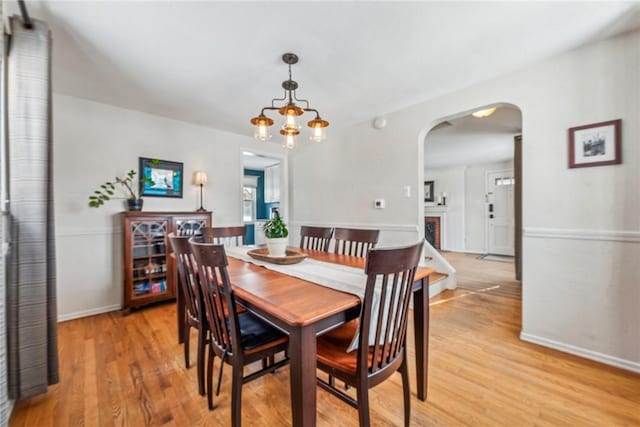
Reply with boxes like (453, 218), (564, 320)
(424, 181), (434, 202)
(568, 119), (621, 168)
(139, 157), (184, 198)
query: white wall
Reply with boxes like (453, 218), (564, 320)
(288, 122), (419, 247)
(53, 94), (285, 320)
(290, 30), (640, 370)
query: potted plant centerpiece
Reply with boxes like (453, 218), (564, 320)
(263, 212), (288, 257)
(88, 169), (152, 211)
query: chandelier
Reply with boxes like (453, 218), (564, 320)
(250, 53), (329, 149)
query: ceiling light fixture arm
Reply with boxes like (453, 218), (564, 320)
(293, 92), (310, 109)
(260, 106), (279, 116)
(270, 90), (288, 108)
(303, 108), (321, 120)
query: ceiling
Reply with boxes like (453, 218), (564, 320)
(13, 2), (640, 139)
(424, 106), (521, 169)
(242, 152), (280, 171)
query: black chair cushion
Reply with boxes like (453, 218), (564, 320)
(230, 311), (286, 350)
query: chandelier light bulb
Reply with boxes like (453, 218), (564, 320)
(284, 133), (297, 149)
(307, 118), (329, 143)
(255, 123), (271, 141)
(250, 114), (274, 141)
(280, 128), (299, 150)
(279, 103), (303, 131)
(284, 112), (300, 131)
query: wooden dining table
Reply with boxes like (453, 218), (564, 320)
(176, 248), (433, 427)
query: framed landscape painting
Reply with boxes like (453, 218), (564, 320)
(568, 119), (621, 168)
(139, 157), (184, 198)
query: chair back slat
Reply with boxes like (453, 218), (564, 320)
(333, 228), (380, 257)
(299, 226), (333, 252)
(202, 226), (246, 247)
(168, 233), (203, 324)
(380, 273), (400, 367)
(190, 241), (240, 357)
(357, 241), (423, 375)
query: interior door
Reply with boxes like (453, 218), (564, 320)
(487, 170), (515, 256)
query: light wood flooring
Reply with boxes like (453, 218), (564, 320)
(10, 254), (640, 426)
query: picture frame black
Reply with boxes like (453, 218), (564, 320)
(139, 157), (184, 198)
(424, 180), (434, 202)
(568, 119), (621, 169)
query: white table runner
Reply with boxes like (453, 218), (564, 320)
(225, 246), (393, 351)
(225, 246), (368, 297)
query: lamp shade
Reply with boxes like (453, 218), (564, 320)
(193, 171), (208, 186)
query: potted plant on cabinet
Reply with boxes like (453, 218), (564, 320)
(88, 169), (152, 211)
(263, 212), (288, 257)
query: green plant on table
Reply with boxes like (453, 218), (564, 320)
(88, 170), (153, 208)
(263, 213), (288, 238)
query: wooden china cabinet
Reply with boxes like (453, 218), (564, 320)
(122, 211), (212, 310)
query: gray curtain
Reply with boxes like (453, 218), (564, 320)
(1, 5), (10, 424)
(6, 16), (58, 400)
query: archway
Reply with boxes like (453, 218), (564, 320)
(418, 103), (523, 295)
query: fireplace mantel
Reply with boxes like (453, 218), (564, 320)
(425, 205), (448, 214)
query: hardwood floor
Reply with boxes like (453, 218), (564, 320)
(440, 251), (521, 300)
(10, 255), (640, 426)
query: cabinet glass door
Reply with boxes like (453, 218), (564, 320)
(130, 220), (168, 299)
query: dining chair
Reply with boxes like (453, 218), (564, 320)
(315, 240), (424, 427)
(299, 225), (333, 251)
(189, 240), (289, 426)
(333, 227), (380, 257)
(168, 233), (207, 396)
(202, 226), (246, 246)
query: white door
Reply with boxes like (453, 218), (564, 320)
(487, 170), (515, 256)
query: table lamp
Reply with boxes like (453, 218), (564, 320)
(193, 171), (208, 212)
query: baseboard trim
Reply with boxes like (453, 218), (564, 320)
(58, 304), (121, 322)
(523, 227), (640, 243)
(445, 249), (486, 255)
(520, 332), (640, 373)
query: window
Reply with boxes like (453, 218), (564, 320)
(243, 186), (256, 222)
(495, 176), (515, 186)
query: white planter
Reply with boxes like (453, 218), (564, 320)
(266, 237), (288, 257)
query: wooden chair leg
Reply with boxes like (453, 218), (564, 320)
(328, 375), (335, 387)
(400, 358), (411, 427)
(216, 351), (227, 396)
(207, 345), (215, 410)
(197, 326), (206, 396)
(231, 365), (243, 427)
(184, 324), (191, 369)
(357, 386), (370, 427)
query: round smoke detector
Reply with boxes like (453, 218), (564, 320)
(373, 117), (387, 129)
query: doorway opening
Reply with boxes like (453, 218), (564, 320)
(422, 104), (523, 286)
(241, 151), (285, 245)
